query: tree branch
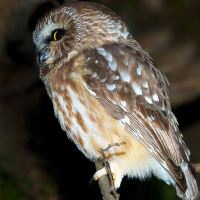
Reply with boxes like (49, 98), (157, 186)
(95, 142), (126, 200)
(95, 161), (117, 200)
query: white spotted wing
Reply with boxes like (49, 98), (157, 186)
(83, 43), (195, 194)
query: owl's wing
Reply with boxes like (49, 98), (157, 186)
(83, 43), (196, 196)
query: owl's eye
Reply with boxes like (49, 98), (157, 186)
(52, 29), (66, 41)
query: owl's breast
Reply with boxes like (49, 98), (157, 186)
(44, 55), (149, 165)
(45, 73), (149, 167)
(48, 76), (119, 159)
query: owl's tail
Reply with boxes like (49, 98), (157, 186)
(175, 160), (199, 200)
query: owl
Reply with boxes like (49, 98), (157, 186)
(33, 2), (199, 199)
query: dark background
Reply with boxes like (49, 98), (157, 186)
(0, 0), (199, 199)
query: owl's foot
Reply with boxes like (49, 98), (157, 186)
(93, 167), (107, 181)
(93, 166), (122, 189)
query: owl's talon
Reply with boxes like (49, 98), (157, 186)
(94, 175), (99, 181)
(93, 167), (107, 181)
(112, 173), (117, 188)
(112, 173), (116, 181)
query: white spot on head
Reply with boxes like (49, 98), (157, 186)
(142, 81), (148, 89)
(106, 84), (115, 91)
(152, 93), (159, 102)
(137, 66), (142, 75)
(145, 96), (153, 104)
(132, 82), (142, 95)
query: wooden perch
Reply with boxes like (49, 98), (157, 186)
(95, 161), (117, 200)
(95, 142), (126, 200)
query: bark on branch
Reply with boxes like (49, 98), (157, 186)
(95, 142), (126, 200)
(95, 161), (117, 200)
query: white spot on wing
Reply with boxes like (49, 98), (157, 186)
(161, 105), (166, 111)
(115, 75), (119, 80)
(153, 93), (159, 102)
(121, 115), (130, 124)
(92, 72), (97, 78)
(147, 116), (152, 122)
(109, 59), (117, 71)
(142, 81), (148, 89)
(83, 82), (97, 97)
(140, 113), (144, 119)
(86, 57), (90, 61)
(99, 77), (107, 83)
(119, 69), (130, 82)
(123, 58), (128, 65)
(106, 84), (115, 91)
(145, 96), (153, 104)
(121, 100), (126, 107)
(137, 66), (142, 75)
(95, 60), (98, 64)
(132, 82), (142, 95)
(97, 47), (106, 56)
(105, 51), (112, 62)
(88, 89), (97, 97)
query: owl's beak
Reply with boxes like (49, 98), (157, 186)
(38, 51), (51, 65)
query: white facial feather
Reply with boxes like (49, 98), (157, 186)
(33, 21), (59, 50)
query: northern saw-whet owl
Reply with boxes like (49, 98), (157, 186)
(33, 2), (199, 199)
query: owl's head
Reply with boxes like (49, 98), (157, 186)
(33, 1), (132, 76)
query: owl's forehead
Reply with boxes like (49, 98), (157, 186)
(33, 2), (131, 48)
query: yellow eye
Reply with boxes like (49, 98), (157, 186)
(53, 31), (58, 41)
(52, 29), (66, 41)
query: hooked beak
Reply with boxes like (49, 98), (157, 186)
(38, 51), (51, 64)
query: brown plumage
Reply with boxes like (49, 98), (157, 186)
(33, 2), (199, 199)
